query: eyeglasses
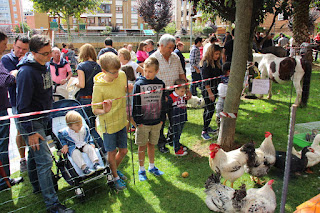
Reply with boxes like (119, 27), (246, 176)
(35, 50), (52, 56)
(105, 70), (118, 75)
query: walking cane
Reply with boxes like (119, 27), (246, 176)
(126, 81), (135, 185)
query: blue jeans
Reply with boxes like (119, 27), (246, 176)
(20, 119), (59, 208)
(190, 72), (202, 96)
(0, 110), (10, 190)
(172, 122), (185, 153)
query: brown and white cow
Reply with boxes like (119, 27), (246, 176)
(252, 53), (312, 106)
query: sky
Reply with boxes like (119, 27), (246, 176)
(21, 0), (33, 12)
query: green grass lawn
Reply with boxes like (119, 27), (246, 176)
(182, 52), (190, 59)
(1, 68), (320, 213)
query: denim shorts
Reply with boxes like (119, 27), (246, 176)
(103, 127), (127, 152)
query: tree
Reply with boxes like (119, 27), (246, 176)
(190, 0), (292, 57)
(137, 0), (173, 41)
(188, 0), (291, 149)
(31, 0), (101, 42)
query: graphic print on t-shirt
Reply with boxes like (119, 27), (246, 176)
(140, 84), (163, 120)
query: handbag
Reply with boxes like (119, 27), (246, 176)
(66, 77), (80, 100)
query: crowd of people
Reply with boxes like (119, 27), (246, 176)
(0, 30), (238, 212)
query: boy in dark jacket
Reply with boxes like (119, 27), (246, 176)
(16, 35), (74, 213)
(167, 79), (188, 156)
(132, 57), (166, 181)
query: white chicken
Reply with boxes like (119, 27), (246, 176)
(204, 172), (276, 213)
(209, 143), (256, 188)
(204, 172), (247, 212)
(292, 134), (320, 172)
(245, 132), (276, 185)
(242, 179), (276, 213)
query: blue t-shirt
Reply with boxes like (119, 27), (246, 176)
(97, 47), (118, 59)
(76, 61), (101, 97)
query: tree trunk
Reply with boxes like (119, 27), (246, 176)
(292, 0), (311, 46)
(66, 15), (72, 43)
(218, 0), (253, 151)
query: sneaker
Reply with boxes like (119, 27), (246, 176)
(158, 146), (169, 153)
(47, 203), (75, 213)
(117, 170), (127, 180)
(20, 159), (27, 173)
(181, 146), (188, 151)
(93, 163), (104, 171)
(9, 177), (24, 186)
(148, 166), (164, 176)
(82, 167), (94, 176)
(207, 127), (217, 134)
(175, 148), (188, 156)
(138, 170), (148, 181)
(201, 132), (212, 140)
(114, 178), (126, 191)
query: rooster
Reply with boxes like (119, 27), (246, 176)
(209, 143), (256, 188)
(205, 172), (276, 213)
(245, 132), (276, 185)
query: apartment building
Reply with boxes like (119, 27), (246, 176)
(0, 0), (23, 28)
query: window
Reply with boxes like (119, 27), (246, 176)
(13, 6), (16, 11)
(100, 4), (111, 13)
(12, 0), (16, 5)
(14, 13), (17, 18)
(99, 17), (111, 26)
(15, 20), (18, 24)
(87, 18), (95, 26)
(116, 6), (122, 14)
(131, 7), (137, 14)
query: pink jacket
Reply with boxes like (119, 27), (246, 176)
(136, 50), (149, 62)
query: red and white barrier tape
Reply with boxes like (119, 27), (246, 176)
(219, 112), (238, 118)
(0, 76), (224, 121)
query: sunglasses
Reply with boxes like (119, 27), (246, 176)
(36, 50), (52, 56)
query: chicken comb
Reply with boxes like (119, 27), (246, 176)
(209, 143), (220, 151)
(265, 132), (272, 138)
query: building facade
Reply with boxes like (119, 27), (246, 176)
(0, 0), (23, 29)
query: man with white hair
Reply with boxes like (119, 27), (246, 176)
(127, 44), (137, 61)
(49, 47), (72, 99)
(149, 34), (190, 153)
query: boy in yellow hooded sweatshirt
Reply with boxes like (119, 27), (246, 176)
(92, 52), (133, 190)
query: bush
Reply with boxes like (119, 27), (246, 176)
(164, 22), (176, 35)
(14, 22), (31, 33)
(101, 26), (111, 36)
(203, 26), (214, 36)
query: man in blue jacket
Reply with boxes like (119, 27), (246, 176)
(1, 35), (29, 173)
(16, 35), (74, 213)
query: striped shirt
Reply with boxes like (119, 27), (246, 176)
(150, 50), (184, 87)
